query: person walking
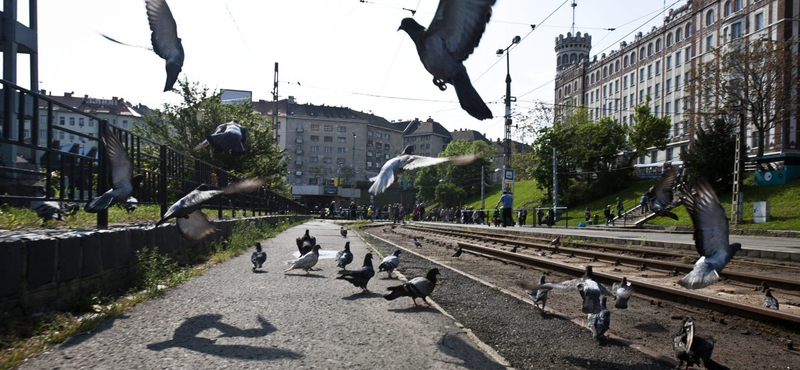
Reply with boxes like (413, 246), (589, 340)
(537, 208), (544, 226)
(604, 205), (614, 226)
(584, 207), (591, 222)
(640, 192), (649, 214)
(615, 197), (623, 218)
(521, 209), (528, 226)
(546, 208), (555, 228)
(495, 190), (514, 227)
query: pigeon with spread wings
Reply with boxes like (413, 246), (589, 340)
(85, 129), (144, 213)
(677, 178), (741, 289)
(193, 120), (249, 156)
(369, 146), (478, 195)
(146, 0), (184, 91)
(155, 178), (265, 241)
(647, 165), (679, 220)
(518, 266), (632, 314)
(398, 0), (496, 120)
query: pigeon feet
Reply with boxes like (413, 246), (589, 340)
(432, 77), (447, 91)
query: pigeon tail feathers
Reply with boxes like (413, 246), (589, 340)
(678, 258), (720, 289)
(84, 192), (115, 213)
(451, 70), (492, 120)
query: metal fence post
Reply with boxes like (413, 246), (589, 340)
(159, 145), (168, 216)
(97, 120), (109, 229)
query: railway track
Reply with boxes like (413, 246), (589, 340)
(362, 223), (800, 327)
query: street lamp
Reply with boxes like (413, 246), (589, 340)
(496, 35), (521, 192)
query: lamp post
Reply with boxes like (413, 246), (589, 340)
(352, 131), (357, 200)
(497, 35), (521, 192)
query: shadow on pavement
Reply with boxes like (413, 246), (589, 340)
(62, 313), (130, 348)
(387, 306), (438, 313)
(147, 314), (301, 360)
(562, 355), (668, 369)
(341, 292), (382, 300)
(633, 322), (668, 333)
(436, 333), (506, 370)
(283, 273), (326, 278)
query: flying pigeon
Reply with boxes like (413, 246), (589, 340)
(677, 178), (741, 289)
(285, 244), (321, 274)
(337, 253), (375, 293)
(155, 178), (265, 241)
(378, 249), (402, 278)
(519, 266), (628, 314)
(85, 129), (144, 213)
(611, 277), (634, 309)
(193, 120), (249, 156)
(521, 275), (548, 312)
(123, 196), (138, 213)
(763, 288), (779, 310)
(673, 317), (728, 370)
(335, 241), (354, 270)
(31, 188), (79, 222)
(587, 296), (610, 344)
(647, 165), (679, 220)
(384, 268), (440, 306)
(413, 237), (422, 248)
(296, 229), (316, 255)
(340, 227), (348, 238)
(369, 146), (479, 195)
(397, 0), (496, 120)
(251, 243), (266, 271)
(146, 0), (184, 91)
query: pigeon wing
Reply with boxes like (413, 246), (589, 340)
(176, 210), (217, 241)
(402, 153), (479, 171)
(680, 179), (729, 258)
(146, 0), (182, 61)
(221, 178), (266, 195)
(517, 277), (582, 292)
(426, 0), (497, 61)
(369, 158), (400, 195)
(103, 129), (133, 190)
(651, 166), (677, 206)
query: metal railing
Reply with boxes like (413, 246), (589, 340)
(0, 79), (308, 228)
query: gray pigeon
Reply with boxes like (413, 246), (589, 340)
(340, 227), (348, 238)
(155, 178), (265, 241)
(611, 277), (634, 309)
(520, 275), (548, 312)
(763, 288), (779, 310)
(85, 129), (144, 213)
(384, 268), (440, 306)
(519, 266), (628, 314)
(285, 244), (321, 274)
(251, 243), (266, 271)
(413, 237), (422, 248)
(677, 178), (742, 289)
(296, 229), (316, 255)
(673, 317), (729, 370)
(335, 241), (354, 270)
(647, 165), (679, 220)
(31, 187), (78, 222)
(123, 196), (138, 213)
(193, 120), (248, 156)
(369, 146), (478, 195)
(146, 0), (184, 91)
(337, 253), (375, 293)
(548, 236), (561, 247)
(587, 296), (610, 344)
(378, 249), (402, 278)
(397, 0), (496, 120)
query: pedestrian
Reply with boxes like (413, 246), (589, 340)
(495, 190), (514, 227)
(604, 205), (614, 226)
(616, 197), (623, 218)
(584, 207), (591, 222)
(546, 208), (555, 228)
(640, 192), (649, 214)
(517, 209), (523, 226)
(392, 203), (400, 224)
(537, 208), (544, 226)
(521, 209), (528, 226)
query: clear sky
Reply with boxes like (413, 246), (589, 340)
(24, 0), (685, 143)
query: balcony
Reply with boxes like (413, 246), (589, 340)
(296, 127), (304, 132)
(295, 149), (303, 155)
(295, 138), (304, 144)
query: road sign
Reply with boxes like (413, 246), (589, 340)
(504, 168), (515, 183)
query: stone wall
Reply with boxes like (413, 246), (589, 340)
(0, 215), (309, 315)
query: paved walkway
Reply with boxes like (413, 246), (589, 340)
(19, 219), (507, 370)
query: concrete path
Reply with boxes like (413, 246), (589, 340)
(19, 219), (507, 370)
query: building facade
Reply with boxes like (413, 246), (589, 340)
(554, 0), (799, 178)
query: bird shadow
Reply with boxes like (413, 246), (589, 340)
(62, 313), (130, 348)
(147, 314), (301, 361)
(379, 276), (400, 280)
(436, 333), (506, 370)
(252, 270), (268, 274)
(341, 292), (382, 300)
(283, 273), (325, 278)
(562, 355), (668, 369)
(388, 305), (438, 313)
(634, 322), (668, 333)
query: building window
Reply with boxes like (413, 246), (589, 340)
(639, 89), (644, 102)
(324, 136), (332, 143)
(311, 135), (320, 142)
(367, 130), (373, 137)
(666, 102), (671, 115)
(647, 65), (652, 79)
(733, 0), (741, 11)
(311, 146), (319, 152)
(376, 132), (383, 139)
(676, 51), (682, 66)
(337, 158), (346, 164)
(731, 22), (742, 39)
(685, 47), (691, 62)
(631, 51), (636, 64)
(367, 151), (373, 157)
(337, 137), (346, 143)
(706, 35), (714, 50)
(337, 147), (346, 153)
(323, 157), (332, 164)
(310, 156), (318, 163)
(667, 33), (673, 47)
(69, 117), (75, 126)
(755, 13), (764, 31)
(311, 124), (320, 131)
(675, 99), (681, 114)
(623, 76), (628, 89)
(655, 61), (661, 75)
(686, 23), (692, 36)
(655, 39), (662, 52)
(58, 131), (65, 140)
(647, 43), (653, 56)
(676, 28), (682, 42)
(623, 55), (629, 68)
(666, 147), (674, 160)
(615, 80), (619, 92)
(640, 47), (646, 59)
(655, 83), (660, 98)
(69, 134), (74, 141)
(324, 147), (332, 153)
(640, 68), (645, 82)
(385, 134), (390, 140)
(666, 79), (672, 93)
(337, 126), (346, 132)
(39, 114), (47, 124)
(724, 1), (732, 16)
(651, 150), (658, 163)
(706, 10), (714, 26)
(666, 56), (672, 70)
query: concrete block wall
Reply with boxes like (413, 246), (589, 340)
(0, 215), (308, 315)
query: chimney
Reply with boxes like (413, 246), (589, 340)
(40, 89), (47, 95)
(64, 91), (73, 98)
(288, 95), (296, 104)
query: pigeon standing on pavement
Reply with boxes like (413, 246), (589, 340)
(31, 187), (78, 222)
(384, 268), (440, 307)
(520, 275), (548, 312)
(146, 0), (184, 91)
(193, 120), (248, 156)
(285, 244), (321, 274)
(335, 241), (354, 270)
(611, 277), (634, 309)
(251, 243), (266, 271)
(587, 296), (610, 345)
(677, 178), (742, 289)
(155, 178), (265, 241)
(413, 237), (422, 248)
(673, 317), (729, 370)
(85, 129), (144, 213)
(397, 0), (496, 120)
(340, 227), (348, 238)
(369, 146), (478, 195)
(763, 288), (779, 310)
(548, 236), (561, 248)
(378, 249), (402, 278)
(337, 253), (375, 293)
(647, 165), (679, 220)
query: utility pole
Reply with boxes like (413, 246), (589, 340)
(497, 35), (521, 192)
(552, 146), (558, 211)
(731, 106), (745, 223)
(481, 165), (485, 210)
(272, 62), (279, 148)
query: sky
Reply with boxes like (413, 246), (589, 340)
(20, 0), (686, 143)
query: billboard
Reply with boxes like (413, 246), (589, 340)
(220, 89), (252, 105)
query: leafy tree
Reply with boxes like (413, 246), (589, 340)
(411, 139), (494, 202)
(413, 166), (439, 202)
(434, 182), (465, 208)
(680, 118), (736, 193)
(137, 80), (288, 195)
(686, 38), (799, 157)
(626, 96), (671, 164)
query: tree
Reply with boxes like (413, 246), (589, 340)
(513, 101), (553, 144)
(411, 139), (494, 202)
(434, 182), (466, 208)
(687, 38), (799, 157)
(137, 80), (289, 195)
(626, 96), (671, 164)
(680, 118), (736, 193)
